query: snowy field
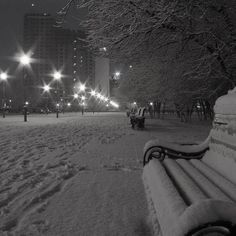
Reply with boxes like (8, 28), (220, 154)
(0, 112), (211, 236)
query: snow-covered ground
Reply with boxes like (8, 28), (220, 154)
(0, 112), (211, 236)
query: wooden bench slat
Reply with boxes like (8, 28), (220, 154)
(202, 150), (236, 185)
(191, 159), (236, 202)
(176, 159), (231, 201)
(143, 159), (187, 236)
(163, 159), (207, 205)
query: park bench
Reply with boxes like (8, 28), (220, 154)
(130, 107), (146, 129)
(142, 89), (236, 236)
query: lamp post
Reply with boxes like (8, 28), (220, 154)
(0, 72), (8, 118)
(43, 84), (51, 114)
(19, 54), (31, 122)
(81, 95), (86, 115)
(53, 71), (62, 118)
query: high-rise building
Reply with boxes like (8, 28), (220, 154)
(22, 13), (95, 110)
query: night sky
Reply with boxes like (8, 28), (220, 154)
(0, 0), (85, 69)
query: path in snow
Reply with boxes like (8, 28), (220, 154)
(0, 112), (211, 236)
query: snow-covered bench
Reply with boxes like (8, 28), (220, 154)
(142, 89), (236, 236)
(130, 107), (146, 129)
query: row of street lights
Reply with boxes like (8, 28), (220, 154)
(42, 78), (119, 117)
(1, 51), (120, 121)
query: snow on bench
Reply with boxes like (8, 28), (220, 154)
(142, 88), (236, 236)
(130, 107), (146, 129)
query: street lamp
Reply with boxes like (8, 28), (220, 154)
(115, 71), (120, 77)
(81, 95), (86, 115)
(0, 72), (8, 118)
(43, 84), (51, 114)
(73, 93), (79, 99)
(19, 53), (31, 122)
(43, 84), (51, 93)
(90, 90), (96, 96)
(53, 71), (62, 118)
(79, 83), (86, 92)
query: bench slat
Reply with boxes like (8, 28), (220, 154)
(143, 159), (186, 235)
(191, 159), (236, 202)
(163, 159), (207, 205)
(202, 149), (236, 185)
(176, 159), (231, 201)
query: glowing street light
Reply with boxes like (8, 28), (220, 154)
(110, 101), (119, 108)
(79, 83), (86, 92)
(19, 54), (31, 66)
(53, 71), (62, 81)
(0, 72), (8, 81)
(0, 72), (8, 118)
(73, 93), (79, 99)
(81, 95), (86, 101)
(150, 102), (153, 106)
(18, 52), (32, 122)
(67, 102), (71, 107)
(52, 71), (62, 118)
(100, 95), (105, 101)
(115, 71), (120, 77)
(96, 93), (102, 99)
(42, 84), (51, 114)
(43, 84), (51, 93)
(90, 90), (96, 96)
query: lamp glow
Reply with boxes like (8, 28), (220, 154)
(110, 101), (119, 108)
(20, 54), (31, 65)
(115, 71), (120, 77)
(79, 84), (86, 92)
(90, 90), (96, 96)
(0, 72), (8, 81)
(53, 71), (62, 80)
(73, 93), (79, 99)
(43, 84), (51, 92)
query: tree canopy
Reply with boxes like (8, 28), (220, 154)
(79, 0), (236, 106)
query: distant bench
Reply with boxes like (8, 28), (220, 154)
(130, 107), (146, 129)
(142, 89), (236, 236)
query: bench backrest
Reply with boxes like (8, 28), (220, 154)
(138, 107), (142, 115)
(203, 88), (236, 185)
(140, 107), (146, 117)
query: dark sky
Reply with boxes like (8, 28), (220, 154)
(0, 0), (86, 69)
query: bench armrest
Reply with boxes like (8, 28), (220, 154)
(143, 135), (210, 165)
(188, 223), (234, 236)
